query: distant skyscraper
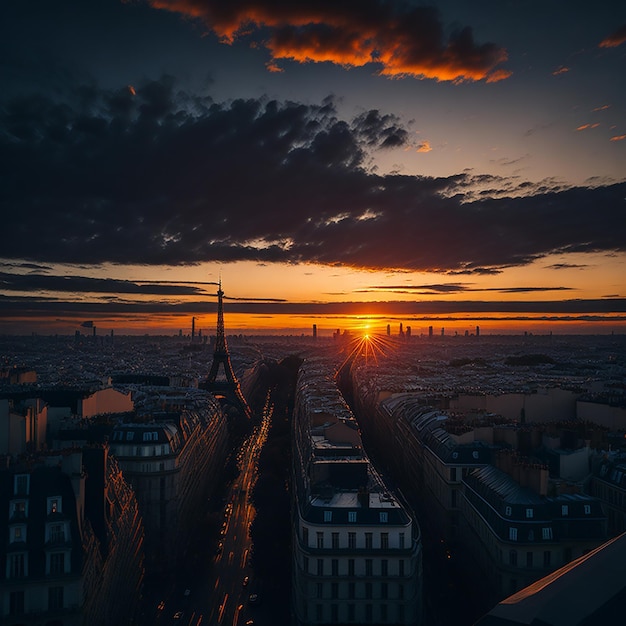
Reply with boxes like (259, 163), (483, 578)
(441, 327), (445, 336)
(428, 325), (433, 337)
(191, 316), (196, 341)
(313, 324), (317, 339)
(387, 324), (391, 336)
(399, 322), (404, 336)
(476, 325), (480, 337)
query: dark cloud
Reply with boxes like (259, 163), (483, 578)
(1, 79), (625, 274)
(146, 0), (510, 82)
(1, 294), (624, 317)
(363, 285), (574, 294)
(0, 272), (210, 296)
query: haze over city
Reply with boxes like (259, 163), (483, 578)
(1, 0), (625, 336)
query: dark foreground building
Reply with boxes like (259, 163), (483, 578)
(475, 531), (626, 625)
(0, 448), (144, 625)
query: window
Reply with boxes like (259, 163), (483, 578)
(526, 552), (533, 567)
(48, 587), (63, 610)
(399, 533), (405, 549)
(509, 550), (517, 566)
(331, 604), (338, 622)
(316, 583), (323, 599)
(381, 559), (388, 576)
(332, 532), (339, 549)
(303, 557), (309, 573)
(543, 550), (551, 567)
(316, 604), (323, 621)
(365, 604), (372, 623)
(561, 505), (569, 516)
(381, 533), (389, 549)
(348, 532), (356, 549)
(381, 582), (388, 599)
(324, 510), (333, 522)
(526, 508), (534, 519)
(365, 582), (372, 599)
(14, 474), (29, 495)
(509, 527), (518, 541)
(584, 504), (591, 515)
(472, 451), (479, 459)
(398, 605), (404, 622)
(505, 506), (512, 516)
(451, 489), (457, 507)
(379, 512), (388, 523)
(365, 532), (373, 549)
(9, 591), (24, 616)
(48, 497), (62, 515)
(381, 604), (388, 622)
(348, 511), (357, 523)
(11, 500), (27, 518)
(399, 560), (405, 576)
(365, 559), (373, 576)
(331, 582), (338, 599)
(9, 553), (25, 578)
(317, 559), (324, 576)
(50, 552), (65, 575)
(450, 467), (457, 481)
(542, 527), (553, 540)
(302, 527), (309, 545)
(11, 526), (26, 543)
(317, 532), (324, 549)
(398, 584), (404, 599)
(49, 523), (65, 543)
(332, 559), (338, 576)
(348, 604), (355, 621)
(126, 431), (135, 441)
(348, 559), (355, 576)
(348, 582), (355, 598)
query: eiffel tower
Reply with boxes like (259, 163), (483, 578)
(204, 280), (251, 418)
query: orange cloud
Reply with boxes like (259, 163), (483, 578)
(610, 134), (626, 142)
(576, 123), (600, 131)
(147, 0), (510, 83)
(552, 66), (569, 75)
(266, 60), (283, 73)
(128, 85), (136, 96)
(599, 24), (626, 48)
(593, 104), (610, 112)
(417, 140), (432, 153)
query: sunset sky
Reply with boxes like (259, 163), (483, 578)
(1, 0), (625, 336)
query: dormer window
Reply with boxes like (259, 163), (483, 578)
(348, 511), (357, 523)
(324, 510), (332, 522)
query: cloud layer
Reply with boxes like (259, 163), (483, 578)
(147, 0), (510, 82)
(1, 78), (625, 274)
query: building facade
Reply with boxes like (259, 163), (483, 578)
(292, 359), (423, 626)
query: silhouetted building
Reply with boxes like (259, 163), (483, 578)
(0, 448), (145, 625)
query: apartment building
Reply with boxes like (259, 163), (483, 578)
(292, 360), (423, 626)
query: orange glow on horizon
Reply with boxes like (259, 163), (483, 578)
(1, 311), (625, 337)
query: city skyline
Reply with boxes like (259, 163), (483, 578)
(1, 0), (625, 336)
